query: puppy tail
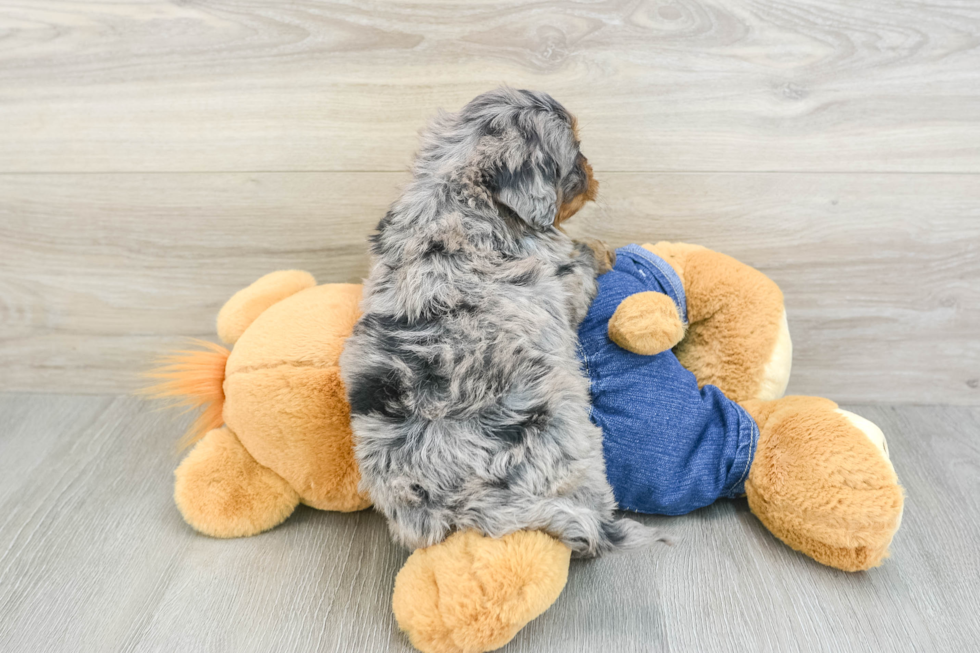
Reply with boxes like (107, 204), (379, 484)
(598, 516), (672, 555)
(538, 499), (671, 557)
(140, 339), (230, 451)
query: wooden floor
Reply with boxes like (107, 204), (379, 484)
(0, 393), (978, 652)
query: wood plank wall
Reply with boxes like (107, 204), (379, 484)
(1, 1), (978, 403)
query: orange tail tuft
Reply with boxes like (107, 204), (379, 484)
(142, 339), (231, 450)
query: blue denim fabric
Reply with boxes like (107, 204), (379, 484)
(578, 245), (759, 515)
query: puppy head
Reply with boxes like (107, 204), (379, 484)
(447, 88), (598, 229)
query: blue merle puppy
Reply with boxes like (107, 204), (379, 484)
(340, 88), (651, 557)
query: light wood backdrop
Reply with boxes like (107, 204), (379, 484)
(1, 0), (978, 403)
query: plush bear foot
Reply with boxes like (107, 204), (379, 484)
(392, 530), (572, 653)
(174, 426), (300, 538)
(740, 396), (904, 572)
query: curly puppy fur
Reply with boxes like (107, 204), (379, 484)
(342, 88), (650, 557)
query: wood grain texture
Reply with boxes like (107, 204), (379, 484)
(2, 3), (977, 649)
(2, 172), (977, 403)
(1, 394), (978, 652)
(1, 1), (978, 400)
(0, 0), (979, 173)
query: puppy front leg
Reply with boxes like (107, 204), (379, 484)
(578, 239), (616, 275)
(560, 239), (615, 326)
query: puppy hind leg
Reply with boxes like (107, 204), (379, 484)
(380, 491), (453, 551)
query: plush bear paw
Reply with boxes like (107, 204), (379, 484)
(392, 530), (571, 653)
(741, 396), (904, 571)
(174, 426), (300, 538)
(608, 291), (686, 356)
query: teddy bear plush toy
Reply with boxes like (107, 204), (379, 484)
(150, 242), (904, 653)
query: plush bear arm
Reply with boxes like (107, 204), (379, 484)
(643, 242), (790, 402)
(216, 270), (317, 345)
(608, 291), (686, 356)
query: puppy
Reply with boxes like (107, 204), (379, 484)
(341, 88), (649, 556)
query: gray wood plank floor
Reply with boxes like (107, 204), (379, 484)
(1, 393), (977, 652)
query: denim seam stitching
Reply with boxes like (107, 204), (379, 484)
(731, 409), (758, 495)
(619, 245), (688, 322)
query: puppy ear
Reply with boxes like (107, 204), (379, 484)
(494, 159), (558, 229)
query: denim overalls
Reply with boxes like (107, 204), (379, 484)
(578, 245), (759, 515)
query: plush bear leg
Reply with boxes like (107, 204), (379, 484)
(644, 242), (791, 402)
(740, 396), (904, 571)
(392, 530), (572, 653)
(174, 426), (300, 538)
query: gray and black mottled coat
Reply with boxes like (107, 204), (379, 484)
(340, 88), (649, 557)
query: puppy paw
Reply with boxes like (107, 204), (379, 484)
(575, 238), (616, 274)
(392, 530), (571, 653)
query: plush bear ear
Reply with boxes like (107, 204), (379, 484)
(494, 157), (558, 229)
